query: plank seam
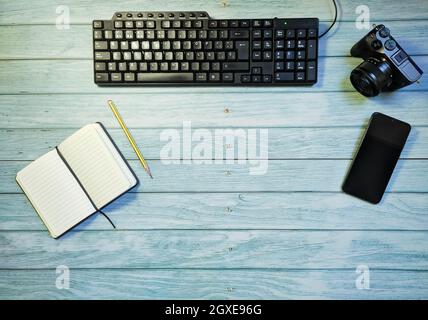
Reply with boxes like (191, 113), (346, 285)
(0, 267), (427, 272)
(1, 191), (427, 194)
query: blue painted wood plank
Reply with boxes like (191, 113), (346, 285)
(1, 230), (428, 269)
(1, 193), (427, 231)
(1, 92), (428, 128)
(1, 0), (427, 24)
(1, 159), (427, 193)
(0, 127), (427, 160)
(1, 269), (427, 299)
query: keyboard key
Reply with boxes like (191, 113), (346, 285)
(104, 31), (113, 39)
(275, 30), (285, 38)
(93, 30), (103, 39)
(95, 62), (106, 71)
(275, 51), (284, 60)
(297, 61), (305, 71)
(111, 73), (122, 81)
(230, 20), (239, 28)
(95, 52), (110, 60)
(307, 39), (317, 60)
(307, 61), (316, 81)
(275, 40), (284, 49)
(297, 40), (306, 49)
(252, 51), (261, 61)
(263, 30), (272, 38)
(93, 21), (103, 29)
(263, 20), (273, 27)
(108, 62), (116, 71)
(94, 41), (108, 50)
(253, 30), (262, 38)
(286, 61), (295, 71)
(285, 51), (295, 60)
(286, 30), (295, 38)
(252, 67), (262, 74)
(275, 72), (294, 82)
(196, 73), (207, 82)
(263, 40), (272, 49)
(235, 41), (249, 60)
(222, 73), (234, 82)
(297, 29), (306, 38)
(253, 41), (262, 50)
(275, 62), (284, 71)
(209, 73), (220, 81)
(263, 51), (272, 60)
(161, 20), (171, 28)
(124, 73), (135, 81)
(241, 74), (251, 82)
(253, 20), (262, 27)
(223, 62), (249, 71)
(137, 73), (194, 82)
(146, 21), (156, 28)
(240, 20), (250, 27)
(212, 62), (220, 71)
(95, 73), (109, 82)
(308, 29), (317, 38)
(262, 75), (272, 82)
(230, 30), (249, 39)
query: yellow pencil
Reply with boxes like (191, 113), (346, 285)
(107, 100), (153, 179)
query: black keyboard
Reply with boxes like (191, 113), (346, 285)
(93, 12), (319, 86)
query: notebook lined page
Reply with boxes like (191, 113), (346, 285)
(16, 149), (96, 238)
(94, 124), (137, 186)
(58, 124), (133, 209)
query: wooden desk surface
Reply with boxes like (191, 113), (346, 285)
(0, 0), (427, 299)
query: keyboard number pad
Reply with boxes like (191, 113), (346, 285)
(274, 27), (317, 83)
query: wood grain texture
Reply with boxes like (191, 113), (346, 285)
(1, 269), (427, 300)
(1, 0), (427, 24)
(1, 193), (428, 231)
(1, 230), (428, 269)
(1, 57), (427, 94)
(0, 127), (427, 160)
(1, 92), (428, 128)
(1, 159), (427, 193)
(1, 21), (427, 59)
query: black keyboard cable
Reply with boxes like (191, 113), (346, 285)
(319, 0), (338, 38)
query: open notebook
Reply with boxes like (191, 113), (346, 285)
(16, 123), (138, 238)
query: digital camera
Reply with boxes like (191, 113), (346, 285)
(350, 24), (423, 97)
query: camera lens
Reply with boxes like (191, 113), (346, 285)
(350, 57), (393, 97)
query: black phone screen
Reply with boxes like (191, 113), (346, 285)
(342, 113), (411, 204)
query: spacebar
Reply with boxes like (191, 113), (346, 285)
(137, 73), (194, 82)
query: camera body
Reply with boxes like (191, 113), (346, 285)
(350, 24), (423, 97)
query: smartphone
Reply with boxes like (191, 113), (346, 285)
(342, 112), (411, 204)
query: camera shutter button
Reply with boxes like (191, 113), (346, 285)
(379, 27), (390, 38)
(385, 39), (397, 51)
